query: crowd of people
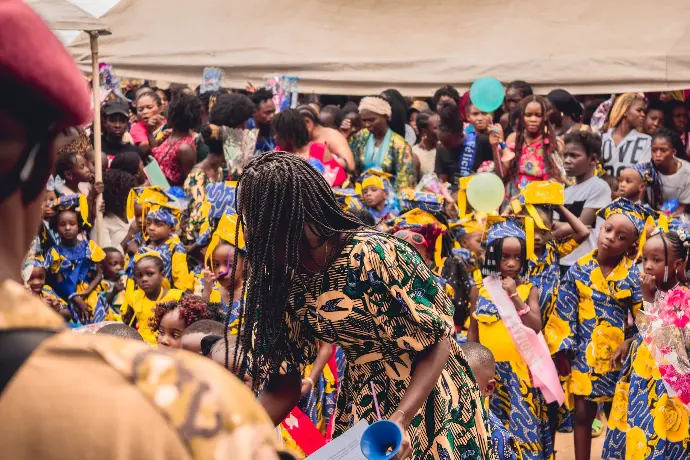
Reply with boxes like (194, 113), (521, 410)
(5, 2), (690, 460)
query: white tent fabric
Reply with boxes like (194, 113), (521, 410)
(69, 0), (690, 96)
(26, 0), (110, 32)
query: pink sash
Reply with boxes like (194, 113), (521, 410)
(483, 276), (565, 405)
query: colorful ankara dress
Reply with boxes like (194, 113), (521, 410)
(181, 167), (224, 244)
(553, 251), (642, 402)
(285, 231), (491, 460)
(488, 411), (524, 460)
(140, 236), (194, 292)
(475, 282), (553, 460)
(121, 287), (184, 345)
(350, 128), (415, 190)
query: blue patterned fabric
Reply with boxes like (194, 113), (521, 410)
(488, 411), (523, 460)
(553, 251), (642, 401)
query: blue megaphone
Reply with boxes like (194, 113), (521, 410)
(360, 420), (403, 460)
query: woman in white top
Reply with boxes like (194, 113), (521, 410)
(600, 93), (651, 177)
(649, 128), (690, 214)
(94, 169), (138, 252)
(412, 112), (440, 177)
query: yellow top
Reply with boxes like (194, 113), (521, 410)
(121, 288), (183, 344)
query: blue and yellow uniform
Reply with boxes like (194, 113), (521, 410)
(552, 199), (646, 403)
(356, 168), (398, 227)
(474, 217), (552, 460)
(488, 411), (524, 460)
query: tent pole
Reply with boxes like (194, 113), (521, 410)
(90, 31), (103, 246)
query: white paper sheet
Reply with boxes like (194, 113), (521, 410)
(306, 420), (368, 460)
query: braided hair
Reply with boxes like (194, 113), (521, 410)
(481, 237), (528, 278)
(512, 95), (562, 183)
(272, 109), (310, 151)
(226, 152), (362, 389)
(648, 231), (690, 282)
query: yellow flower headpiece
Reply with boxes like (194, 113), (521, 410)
(205, 213), (246, 270)
(510, 181), (564, 230)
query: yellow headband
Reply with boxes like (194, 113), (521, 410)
(510, 181), (564, 231)
(457, 176), (473, 218)
(205, 214), (246, 270)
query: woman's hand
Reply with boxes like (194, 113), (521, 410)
(641, 274), (657, 303)
(610, 338), (633, 370)
(389, 411), (412, 460)
(339, 118), (352, 138)
(147, 115), (163, 131)
(300, 378), (313, 398)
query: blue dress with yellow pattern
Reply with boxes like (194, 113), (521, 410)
(475, 282), (553, 460)
(602, 335), (690, 459)
(140, 235), (194, 292)
(489, 411), (523, 460)
(552, 251), (642, 402)
(284, 231), (492, 460)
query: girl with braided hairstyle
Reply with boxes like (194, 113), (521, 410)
(225, 151), (492, 460)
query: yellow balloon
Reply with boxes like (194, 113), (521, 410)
(466, 173), (505, 213)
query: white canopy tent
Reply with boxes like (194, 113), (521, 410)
(26, 0), (110, 244)
(68, 0), (690, 96)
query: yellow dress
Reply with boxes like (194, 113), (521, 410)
(121, 288), (183, 344)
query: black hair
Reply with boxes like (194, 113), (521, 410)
(512, 96), (561, 183)
(250, 88), (274, 107)
(135, 90), (162, 107)
(506, 80), (533, 99)
(649, 231), (690, 282)
(227, 152), (363, 389)
(167, 93), (202, 132)
(645, 128), (685, 207)
(319, 105), (344, 129)
(458, 342), (496, 369)
(348, 208), (376, 227)
(438, 100), (463, 133)
(297, 104), (321, 125)
(272, 109), (310, 149)
(97, 323), (144, 341)
(201, 335), (222, 356)
(103, 247), (123, 257)
(481, 237), (528, 278)
(432, 85), (461, 107)
(342, 101), (359, 115)
(198, 90), (219, 115)
(583, 98), (606, 126)
(55, 151), (79, 179)
(653, 127), (686, 160)
(134, 255), (164, 272)
(563, 130), (603, 158)
(441, 251), (473, 328)
(547, 89), (582, 121)
(416, 112), (437, 134)
(381, 90), (407, 138)
(647, 99), (668, 117)
(206, 301), (228, 323)
(182, 319), (225, 336)
(209, 93), (256, 128)
(103, 168), (138, 218)
(109, 151), (142, 177)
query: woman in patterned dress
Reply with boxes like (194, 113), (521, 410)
(225, 152), (492, 460)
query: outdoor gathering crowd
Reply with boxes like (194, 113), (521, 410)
(4, 2), (690, 460)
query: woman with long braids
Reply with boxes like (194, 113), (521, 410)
(225, 151), (491, 460)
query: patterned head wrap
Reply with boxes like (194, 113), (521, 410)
(333, 188), (364, 212)
(630, 162), (660, 187)
(205, 213), (246, 270)
(198, 181), (238, 237)
(450, 214), (484, 239)
(49, 193), (90, 228)
(608, 93), (645, 129)
(147, 202), (182, 230)
(358, 96), (392, 118)
(400, 189), (444, 213)
(33, 254), (48, 270)
(510, 181), (564, 230)
(391, 209), (447, 268)
(358, 168), (393, 194)
(126, 186), (168, 221)
(483, 215), (535, 262)
(598, 197), (655, 260)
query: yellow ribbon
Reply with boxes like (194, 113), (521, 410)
(457, 176), (472, 218)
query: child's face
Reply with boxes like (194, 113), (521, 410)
(362, 185), (387, 208)
(180, 332), (206, 354)
(28, 267), (46, 295)
(626, 99), (646, 131)
(56, 211), (79, 241)
(617, 168), (645, 201)
(644, 109), (665, 135)
(147, 218), (172, 243)
(467, 105), (491, 132)
(562, 142), (593, 178)
(641, 235), (678, 282)
(134, 204), (143, 232)
(157, 308), (185, 349)
(672, 105), (688, 133)
(499, 237), (523, 279)
(598, 214), (637, 260)
(459, 231), (483, 255)
(212, 243), (244, 289)
(103, 252), (125, 280)
(42, 191), (57, 219)
(523, 101), (544, 135)
(533, 209), (553, 254)
(134, 258), (163, 296)
(68, 154), (93, 183)
(651, 137), (676, 169)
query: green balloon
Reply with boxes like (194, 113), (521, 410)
(466, 173), (505, 213)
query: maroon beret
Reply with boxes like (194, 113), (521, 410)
(0, 0), (92, 128)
